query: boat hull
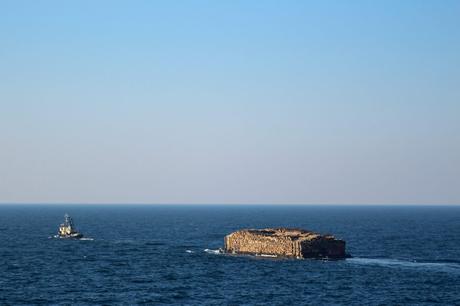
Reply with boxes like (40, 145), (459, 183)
(55, 233), (84, 239)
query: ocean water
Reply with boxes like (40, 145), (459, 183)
(1, 205), (459, 305)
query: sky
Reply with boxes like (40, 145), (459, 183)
(0, 0), (459, 204)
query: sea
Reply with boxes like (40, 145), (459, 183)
(0, 204), (459, 305)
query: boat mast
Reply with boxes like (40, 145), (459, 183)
(64, 213), (74, 230)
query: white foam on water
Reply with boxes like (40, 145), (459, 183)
(204, 248), (222, 255)
(347, 257), (460, 274)
(79, 237), (94, 241)
(185, 250), (193, 253)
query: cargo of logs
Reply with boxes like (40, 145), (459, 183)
(224, 228), (348, 259)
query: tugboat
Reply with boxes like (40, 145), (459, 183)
(56, 214), (83, 239)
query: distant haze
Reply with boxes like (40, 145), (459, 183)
(1, 1), (459, 204)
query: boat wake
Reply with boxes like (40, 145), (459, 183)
(204, 248), (223, 255)
(347, 257), (460, 274)
(256, 254), (278, 258)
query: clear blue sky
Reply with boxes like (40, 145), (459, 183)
(1, 1), (459, 204)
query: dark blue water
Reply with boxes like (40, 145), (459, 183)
(1, 205), (459, 305)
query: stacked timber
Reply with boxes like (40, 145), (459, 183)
(224, 228), (348, 259)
